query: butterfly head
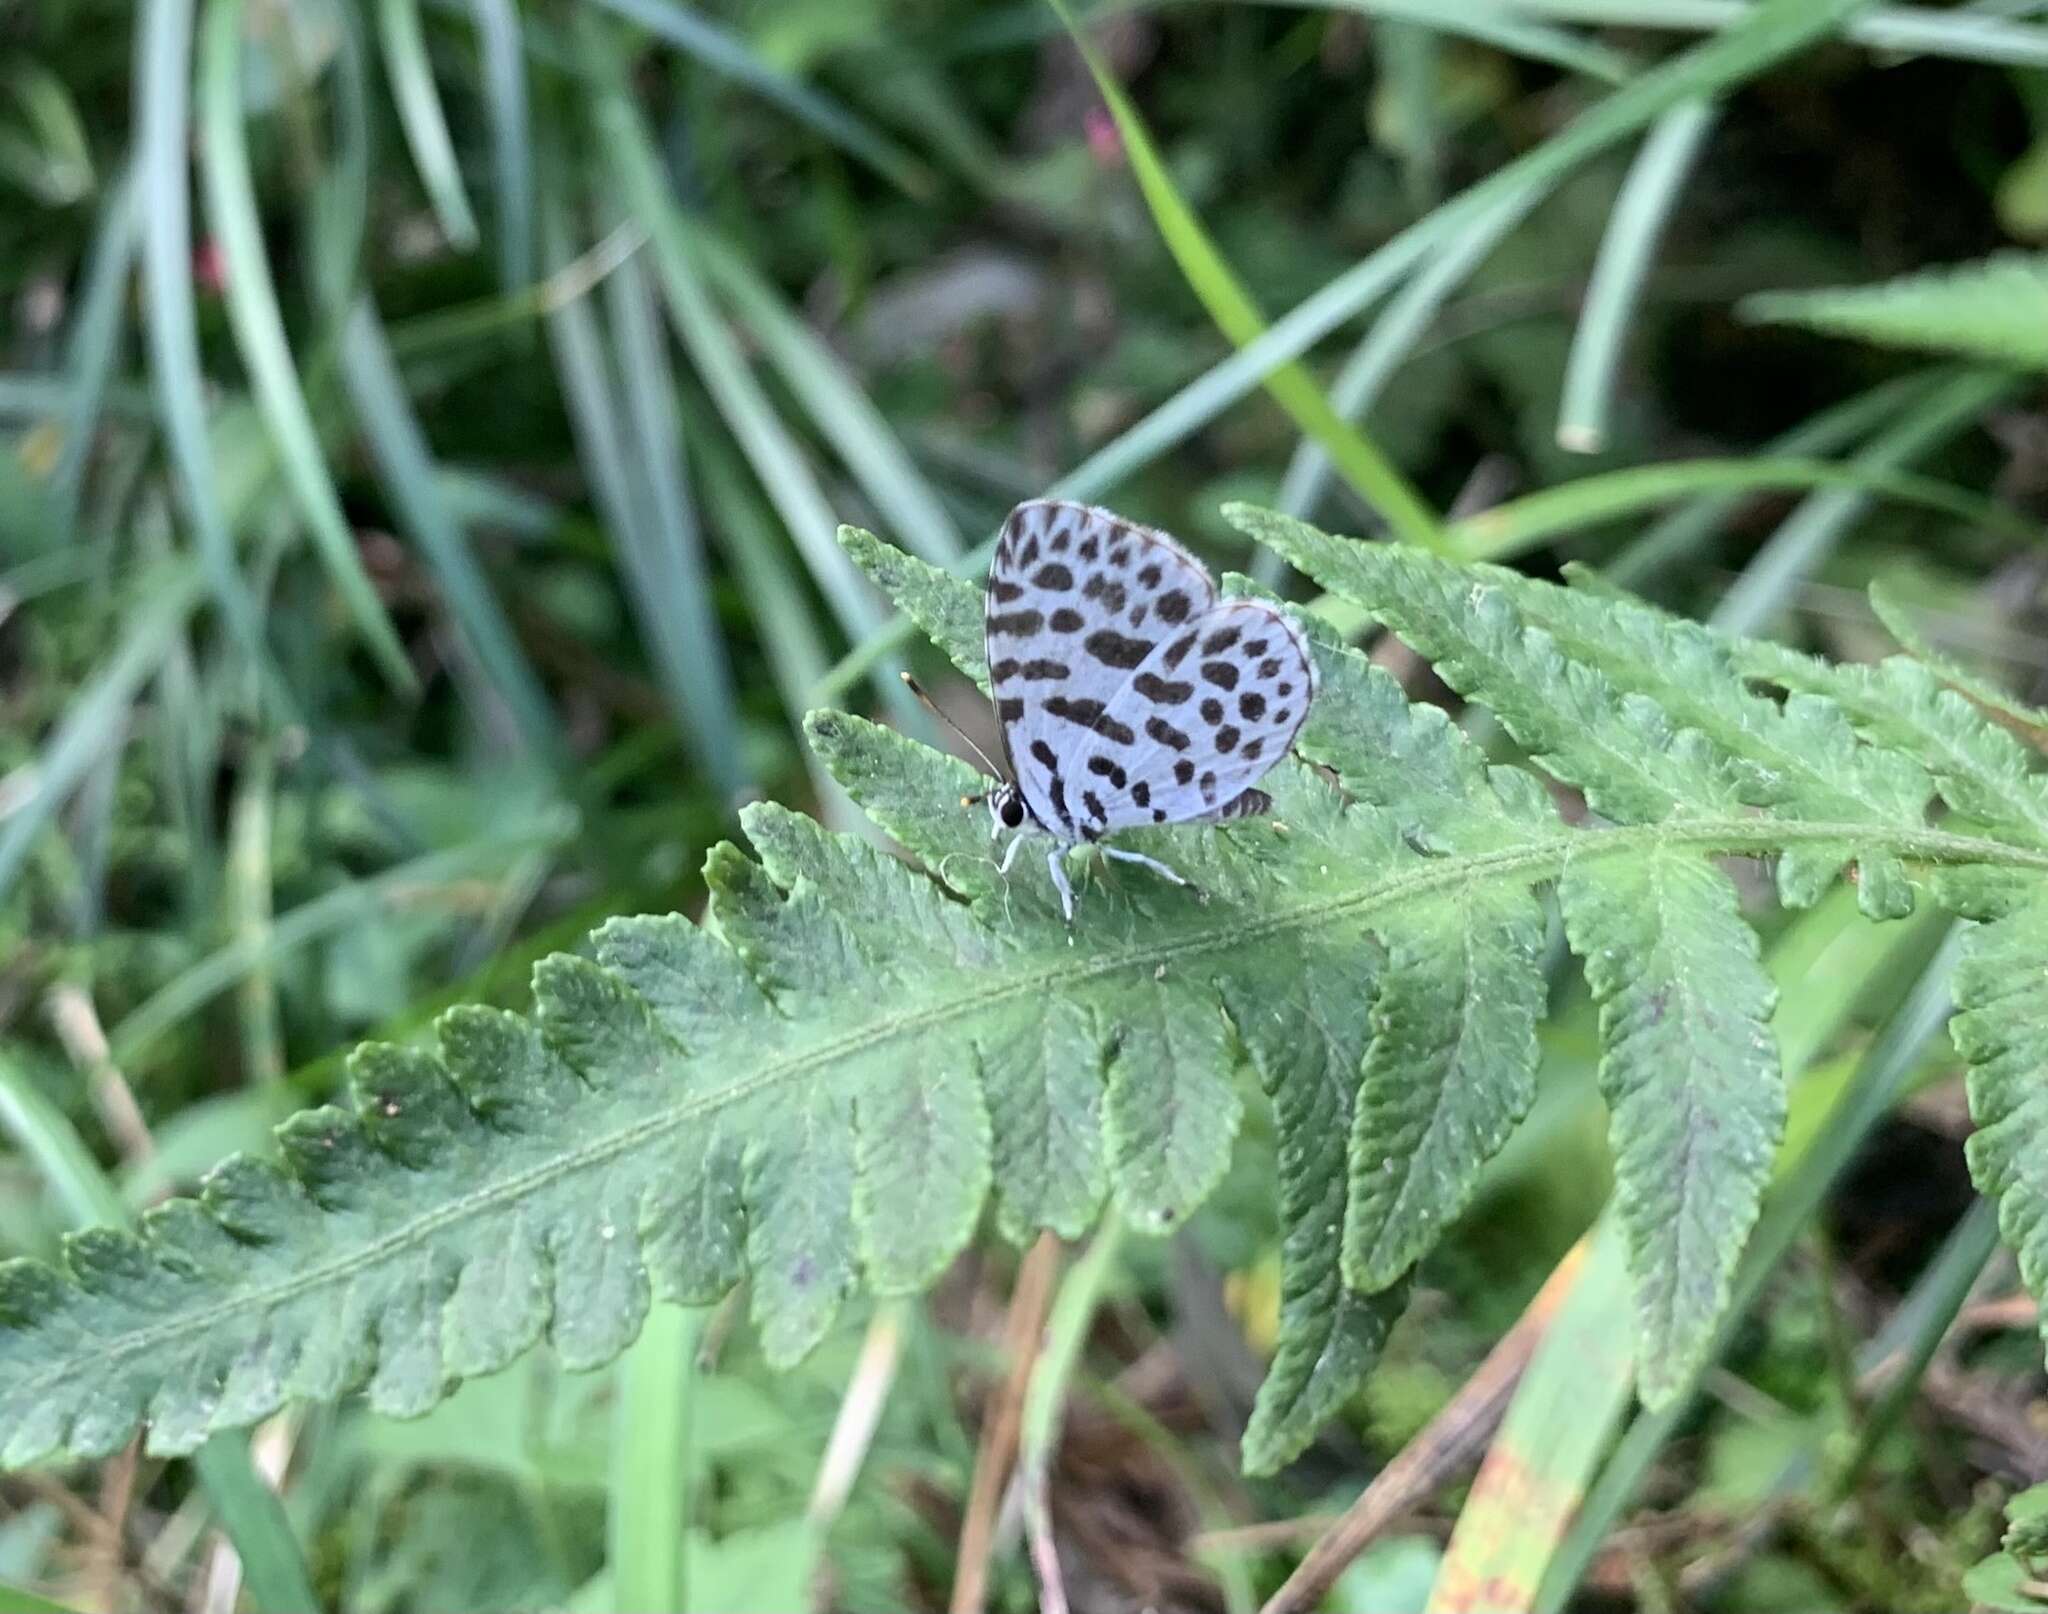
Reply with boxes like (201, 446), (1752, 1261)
(987, 782), (1029, 833)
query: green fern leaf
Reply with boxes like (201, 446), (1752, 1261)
(9, 511), (2048, 1474)
(1740, 255), (2048, 369)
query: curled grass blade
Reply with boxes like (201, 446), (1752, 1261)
(1050, 0), (1448, 552)
(376, 0), (481, 250)
(199, 0), (417, 695)
(1270, 0), (1633, 81)
(1556, 98), (1718, 455)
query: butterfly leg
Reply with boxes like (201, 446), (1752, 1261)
(1101, 846), (1202, 901)
(1045, 845), (1077, 926)
(996, 832), (1027, 877)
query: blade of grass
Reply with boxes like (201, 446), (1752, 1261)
(1602, 369), (1943, 593)
(1050, 0), (1448, 553)
(1713, 366), (2019, 637)
(1504, 0), (2048, 68)
(51, 162), (137, 529)
(610, 1302), (704, 1613)
(135, 0), (272, 682)
(1271, 181), (1548, 533)
(0, 564), (200, 904)
(1446, 454), (2035, 563)
(0, 1052), (320, 1613)
(0, 1578), (82, 1614)
(1269, 0), (1633, 82)
(377, 0), (482, 250)
(819, 0), (1872, 694)
(468, 0), (532, 289)
(589, 0), (931, 194)
(199, 0), (418, 695)
(338, 295), (566, 767)
(579, 24), (919, 732)
(695, 231), (964, 566)
(1555, 97), (1718, 455)
(603, 246), (748, 804)
(108, 809), (575, 1065)
(1532, 927), (1964, 1612)
(537, 180), (745, 802)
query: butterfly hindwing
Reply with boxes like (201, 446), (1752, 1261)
(986, 500), (1216, 837)
(1070, 598), (1316, 835)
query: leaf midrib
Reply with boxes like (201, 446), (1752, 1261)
(47, 816), (2048, 1410)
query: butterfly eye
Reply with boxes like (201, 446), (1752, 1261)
(999, 795), (1026, 829)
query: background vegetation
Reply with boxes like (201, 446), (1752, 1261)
(3, 0), (2048, 1609)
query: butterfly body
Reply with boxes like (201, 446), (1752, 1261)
(979, 499), (1317, 921)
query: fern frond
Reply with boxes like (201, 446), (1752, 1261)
(6, 513), (2048, 1479)
(1740, 256), (2048, 369)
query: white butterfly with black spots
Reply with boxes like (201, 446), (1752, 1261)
(974, 498), (1318, 922)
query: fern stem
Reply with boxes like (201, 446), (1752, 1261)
(1018, 1212), (1128, 1613)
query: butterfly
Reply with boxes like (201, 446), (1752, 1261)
(922, 499), (1318, 923)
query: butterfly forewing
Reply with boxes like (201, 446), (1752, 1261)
(1071, 597), (1316, 834)
(986, 501), (1217, 837)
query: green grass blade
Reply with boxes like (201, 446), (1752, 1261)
(0, 565), (200, 904)
(199, 0), (418, 695)
(135, 0), (272, 679)
(377, 0), (482, 250)
(1050, 0), (1449, 552)
(1556, 98), (1718, 454)
(338, 296), (567, 766)
(1602, 369), (1941, 592)
(1504, 0), (2048, 68)
(609, 1303), (704, 1612)
(1712, 366), (2019, 637)
(0, 1052), (321, 1614)
(109, 815), (574, 1066)
(1273, 182), (1546, 528)
(1276, 0), (1633, 81)
(696, 232), (964, 566)
(51, 163), (137, 528)
(467, 0), (532, 288)
(604, 249), (748, 804)
(589, 0), (931, 194)
(817, 0), (1870, 695)
(0, 1578), (84, 1614)
(1447, 453), (2034, 563)
(1532, 928), (1963, 1612)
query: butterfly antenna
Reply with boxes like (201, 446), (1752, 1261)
(900, 672), (1005, 789)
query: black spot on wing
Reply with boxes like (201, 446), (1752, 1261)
(1083, 628), (1151, 670)
(1199, 769), (1217, 803)
(1045, 696), (1135, 746)
(1161, 631), (1197, 670)
(1156, 590), (1194, 624)
(1215, 725), (1240, 753)
(1200, 660), (1240, 691)
(1033, 563), (1075, 591)
(1173, 759), (1194, 785)
(987, 609), (1045, 636)
(1137, 563), (1163, 588)
(1020, 534), (1041, 567)
(1131, 780), (1150, 807)
(1050, 607), (1084, 632)
(990, 579), (1024, 604)
(1048, 524), (1069, 554)
(997, 697), (1024, 722)
(1199, 697), (1223, 724)
(1202, 626), (1241, 655)
(1145, 716), (1191, 751)
(1276, 681), (1295, 697)
(1029, 739), (1057, 769)
(1019, 658), (1070, 681)
(1258, 658), (1281, 678)
(1086, 755), (1128, 788)
(1134, 673), (1193, 705)
(1081, 574), (1128, 614)
(1081, 789), (1105, 821)
(991, 658), (1019, 681)
(1047, 774), (1071, 827)
(1241, 737), (1264, 761)
(1239, 691), (1266, 721)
